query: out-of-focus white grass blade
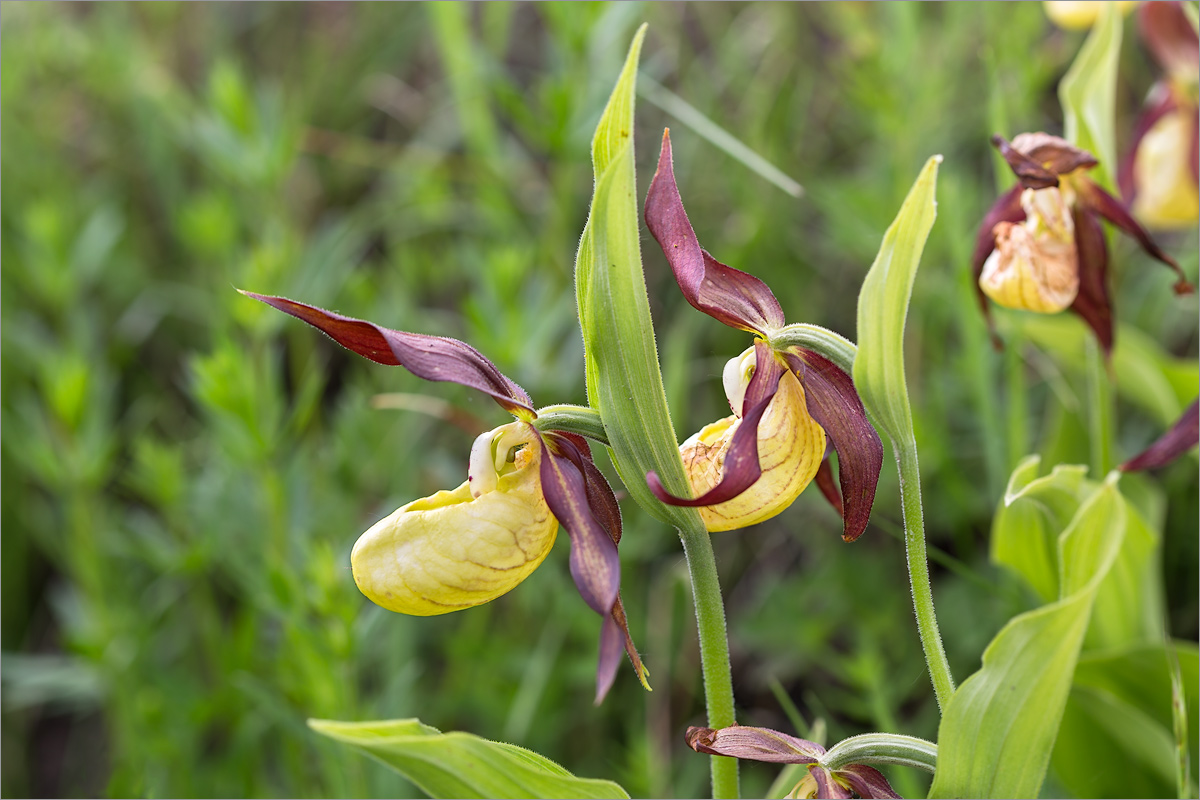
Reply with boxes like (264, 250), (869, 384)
(638, 74), (804, 198)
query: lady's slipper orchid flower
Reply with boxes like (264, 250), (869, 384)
(1042, 1), (1137, 31)
(972, 132), (1193, 354)
(685, 725), (900, 800)
(1119, 1), (1200, 229)
(240, 291), (647, 702)
(644, 131), (883, 541)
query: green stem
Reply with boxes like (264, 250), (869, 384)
(820, 732), (938, 774)
(678, 517), (740, 800)
(532, 404), (609, 444)
(895, 439), (955, 710)
(1084, 336), (1114, 478)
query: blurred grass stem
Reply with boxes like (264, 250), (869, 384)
(1085, 336), (1114, 477)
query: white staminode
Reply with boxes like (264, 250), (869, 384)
(722, 346), (757, 417)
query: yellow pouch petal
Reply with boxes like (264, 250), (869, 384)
(681, 367), (826, 532)
(980, 186), (1080, 313)
(1132, 108), (1200, 230)
(351, 424), (558, 615)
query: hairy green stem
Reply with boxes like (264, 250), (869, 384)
(678, 518), (740, 799)
(895, 439), (955, 710)
(1084, 337), (1114, 478)
(533, 404), (609, 445)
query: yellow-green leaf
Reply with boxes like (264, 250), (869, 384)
(1059, 2), (1122, 189)
(308, 718), (629, 800)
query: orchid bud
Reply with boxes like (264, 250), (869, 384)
(680, 347), (826, 532)
(1043, 1), (1137, 30)
(980, 186), (1080, 313)
(351, 421), (557, 615)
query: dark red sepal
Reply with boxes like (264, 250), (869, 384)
(684, 724), (824, 764)
(992, 134), (1061, 190)
(784, 348), (883, 542)
(971, 185), (1026, 349)
(838, 764), (902, 799)
(647, 341), (783, 508)
(240, 292), (535, 416)
(1121, 399), (1199, 472)
(814, 455), (843, 517)
(811, 767), (854, 800)
(645, 129), (786, 335)
(1081, 182), (1194, 295)
(1069, 206), (1115, 356)
(1139, 1), (1200, 77)
(1118, 92), (1178, 203)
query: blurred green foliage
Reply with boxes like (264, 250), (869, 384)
(1, 3), (1195, 798)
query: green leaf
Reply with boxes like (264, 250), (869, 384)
(929, 475), (1126, 799)
(308, 718), (629, 800)
(1058, 1), (1121, 189)
(852, 156), (940, 446)
(574, 24), (700, 530)
(1053, 643), (1200, 798)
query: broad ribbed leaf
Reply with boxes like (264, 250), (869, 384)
(853, 156), (940, 445)
(1059, 2), (1121, 189)
(574, 25), (700, 530)
(240, 292), (534, 416)
(308, 718), (629, 799)
(929, 473), (1127, 799)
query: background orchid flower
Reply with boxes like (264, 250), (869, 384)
(644, 130), (883, 542)
(1118, 0), (1200, 229)
(685, 725), (901, 800)
(1042, 0), (1137, 30)
(972, 132), (1193, 354)
(240, 291), (647, 703)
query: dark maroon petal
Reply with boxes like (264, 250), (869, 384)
(992, 134), (1061, 189)
(684, 725), (825, 764)
(814, 455), (844, 517)
(1139, 1), (1200, 76)
(240, 292), (535, 416)
(811, 767), (854, 799)
(645, 129), (785, 334)
(1190, 109), (1199, 186)
(537, 432), (619, 617)
(1118, 92), (1178, 202)
(784, 348), (883, 542)
(1069, 207), (1115, 356)
(1121, 399), (1200, 471)
(1081, 182), (1194, 294)
(971, 185), (1026, 350)
(1009, 132), (1099, 177)
(647, 340), (783, 507)
(837, 765), (902, 800)
(575, 446), (622, 546)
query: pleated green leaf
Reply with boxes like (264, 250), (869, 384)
(574, 24), (700, 529)
(308, 719), (629, 800)
(929, 470), (1127, 799)
(852, 156), (940, 446)
(1059, 1), (1121, 189)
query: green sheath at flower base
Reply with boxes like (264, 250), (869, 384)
(573, 24), (701, 532)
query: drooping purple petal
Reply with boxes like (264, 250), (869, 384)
(1069, 207), (1115, 356)
(538, 432), (619, 617)
(645, 129), (786, 335)
(992, 134), (1062, 189)
(241, 292), (535, 416)
(1080, 182), (1194, 294)
(1190, 109), (1199, 186)
(1118, 92), (1177, 202)
(811, 767), (854, 800)
(837, 765), (901, 800)
(647, 340), (784, 507)
(971, 185), (1025, 349)
(1139, 1), (1200, 77)
(784, 348), (883, 542)
(595, 613), (625, 705)
(1121, 399), (1199, 472)
(814, 456), (844, 517)
(684, 724), (825, 764)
